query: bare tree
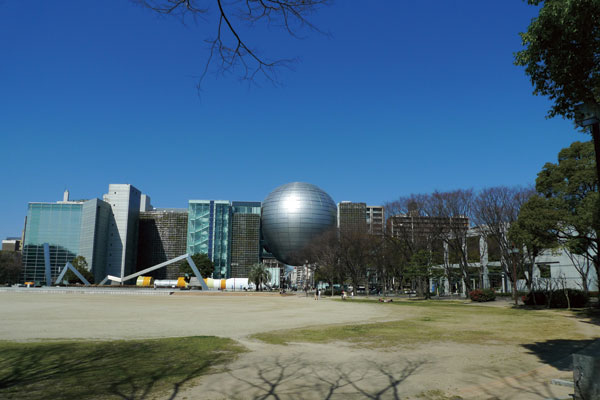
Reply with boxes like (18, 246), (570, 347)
(304, 229), (341, 297)
(473, 186), (535, 290)
(564, 247), (592, 294)
(426, 189), (474, 294)
(134, 0), (330, 87)
(338, 229), (375, 296)
(383, 195), (432, 294)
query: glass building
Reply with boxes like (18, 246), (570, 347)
(22, 202), (83, 283)
(187, 200), (231, 278)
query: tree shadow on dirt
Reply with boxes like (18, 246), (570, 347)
(204, 355), (426, 400)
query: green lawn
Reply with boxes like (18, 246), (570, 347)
(0, 336), (245, 400)
(252, 300), (588, 348)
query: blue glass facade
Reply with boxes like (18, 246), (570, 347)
(231, 201), (261, 215)
(187, 200), (231, 278)
(22, 203), (83, 282)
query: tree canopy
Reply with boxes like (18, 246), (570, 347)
(65, 256), (94, 284)
(521, 141), (600, 293)
(515, 0), (600, 120)
(0, 251), (22, 285)
(180, 253), (214, 278)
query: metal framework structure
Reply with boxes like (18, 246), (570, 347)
(54, 262), (92, 286)
(43, 242), (51, 286)
(104, 253), (209, 290)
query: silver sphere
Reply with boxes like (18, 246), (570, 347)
(262, 182), (337, 266)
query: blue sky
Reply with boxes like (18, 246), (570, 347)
(0, 1), (587, 240)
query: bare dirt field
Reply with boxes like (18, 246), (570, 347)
(1, 291), (598, 400)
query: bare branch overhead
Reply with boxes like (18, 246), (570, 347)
(133, 0), (331, 88)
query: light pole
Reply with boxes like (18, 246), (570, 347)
(510, 245), (519, 306)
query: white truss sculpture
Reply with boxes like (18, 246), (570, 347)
(103, 253), (209, 290)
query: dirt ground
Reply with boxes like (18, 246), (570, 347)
(1, 291), (598, 399)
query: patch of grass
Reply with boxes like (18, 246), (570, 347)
(0, 336), (245, 400)
(252, 301), (587, 348)
(413, 389), (463, 400)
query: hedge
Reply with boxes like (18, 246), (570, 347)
(522, 289), (589, 308)
(469, 289), (496, 302)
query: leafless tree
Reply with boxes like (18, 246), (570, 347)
(338, 229), (376, 296)
(473, 186), (535, 290)
(383, 195), (431, 293)
(564, 248), (592, 294)
(303, 229), (342, 297)
(134, 0), (330, 87)
(426, 189), (474, 294)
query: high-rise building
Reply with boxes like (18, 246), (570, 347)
(366, 205), (385, 235)
(230, 201), (261, 278)
(79, 199), (112, 282)
(337, 202), (367, 234)
(21, 196), (111, 283)
(140, 194), (152, 212)
(230, 213), (261, 278)
(137, 209), (188, 279)
(187, 200), (232, 278)
(22, 201), (84, 283)
(103, 184), (142, 278)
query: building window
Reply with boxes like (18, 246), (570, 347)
(538, 264), (551, 278)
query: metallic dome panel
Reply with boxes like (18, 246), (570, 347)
(261, 182), (337, 266)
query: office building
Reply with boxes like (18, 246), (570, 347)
(2, 237), (21, 252)
(140, 194), (152, 212)
(79, 199), (112, 282)
(366, 206), (385, 235)
(337, 201), (367, 234)
(103, 184), (142, 278)
(230, 213), (261, 278)
(137, 209), (188, 279)
(21, 199), (88, 283)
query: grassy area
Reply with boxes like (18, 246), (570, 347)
(252, 300), (588, 348)
(0, 336), (245, 400)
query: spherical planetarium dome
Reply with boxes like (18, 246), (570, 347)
(261, 182), (337, 266)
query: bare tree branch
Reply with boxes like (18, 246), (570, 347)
(133, 0), (331, 88)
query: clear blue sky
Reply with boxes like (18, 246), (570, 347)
(0, 1), (586, 240)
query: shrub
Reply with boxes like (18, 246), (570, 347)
(469, 289), (496, 302)
(522, 290), (589, 308)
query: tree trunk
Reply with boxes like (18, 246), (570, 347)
(592, 123), (600, 304)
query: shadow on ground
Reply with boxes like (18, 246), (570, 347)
(522, 339), (598, 371)
(0, 338), (237, 400)
(571, 307), (600, 327)
(193, 354), (428, 400)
